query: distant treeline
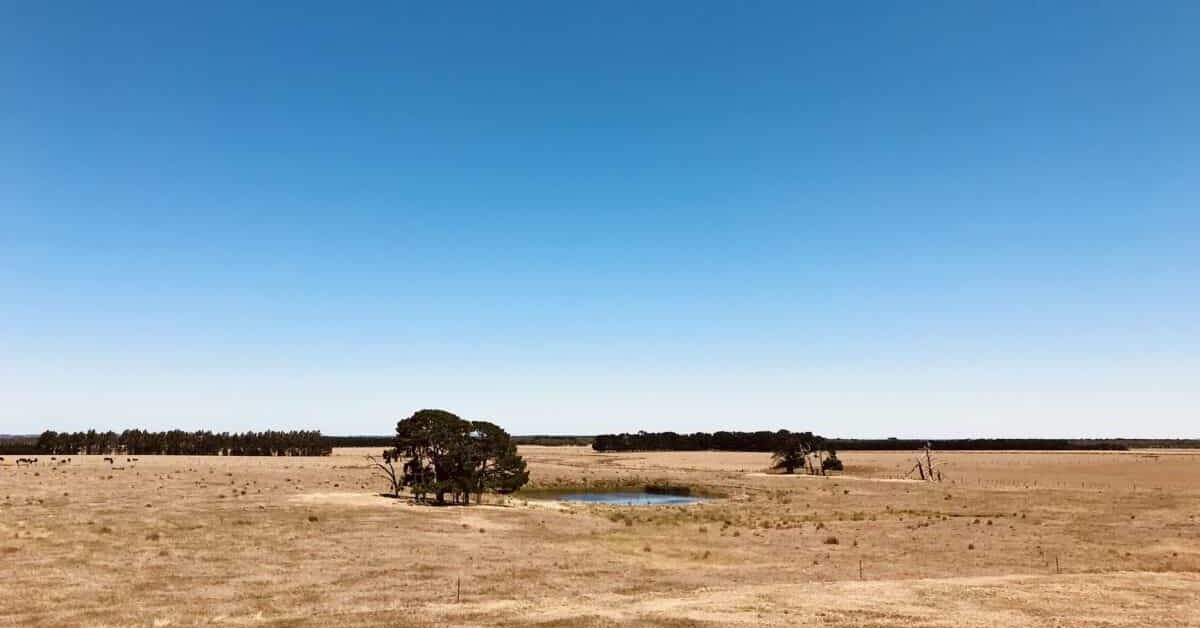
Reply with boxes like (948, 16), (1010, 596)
(12, 430), (332, 456)
(592, 432), (1200, 453)
(0, 435), (39, 455)
(322, 434), (595, 448)
(831, 438), (1200, 450)
(7, 430), (1196, 456)
(513, 435), (594, 447)
(828, 438), (1126, 451)
(593, 431), (785, 452)
(322, 435), (394, 448)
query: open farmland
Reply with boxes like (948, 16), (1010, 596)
(2, 447), (1198, 627)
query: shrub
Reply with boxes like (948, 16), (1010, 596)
(823, 536), (839, 545)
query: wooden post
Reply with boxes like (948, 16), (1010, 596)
(457, 577), (461, 603)
(1055, 556), (1060, 574)
(859, 559), (863, 580)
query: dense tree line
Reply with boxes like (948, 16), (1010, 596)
(512, 435), (594, 447)
(323, 435), (393, 448)
(31, 429), (331, 456)
(0, 436), (40, 455)
(593, 431), (784, 452)
(373, 409), (529, 504)
(592, 432), (1149, 453)
(325, 434), (595, 448)
(827, 438), (1128, 451)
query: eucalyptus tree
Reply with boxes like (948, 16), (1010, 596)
(386, 409), (529, 505)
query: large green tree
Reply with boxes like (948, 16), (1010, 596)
(388, 409), (528, 505)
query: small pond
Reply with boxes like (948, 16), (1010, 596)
(555, 492), (707, 506)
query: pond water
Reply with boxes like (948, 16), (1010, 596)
(555, 492), (706, 506)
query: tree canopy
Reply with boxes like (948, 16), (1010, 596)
(31, 429), (330, 456)
(771, 430), (838, 475)
(386, 409), (528, 505)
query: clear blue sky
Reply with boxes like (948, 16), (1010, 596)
(2, 2), (1197, 437)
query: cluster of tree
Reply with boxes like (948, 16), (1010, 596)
(372, 409), (529, 505)
(32, 429), (331, 456)
(771, 431), (842, 474)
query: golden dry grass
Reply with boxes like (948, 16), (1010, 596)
(2, 446), (1198, 626)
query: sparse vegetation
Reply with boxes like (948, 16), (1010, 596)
(2, 443), (1198, 626)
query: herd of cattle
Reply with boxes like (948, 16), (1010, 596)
(1, 456), (141, 466)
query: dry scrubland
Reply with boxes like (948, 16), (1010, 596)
(2, 447), (1198, 627)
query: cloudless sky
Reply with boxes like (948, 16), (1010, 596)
(2, 1), (1198, 437)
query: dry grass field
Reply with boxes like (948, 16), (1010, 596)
(2, 446), (1198, 627)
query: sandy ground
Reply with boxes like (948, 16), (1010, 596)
(1, 446), (1198, 626)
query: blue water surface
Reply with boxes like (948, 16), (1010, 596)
(557, 492), (705, 506)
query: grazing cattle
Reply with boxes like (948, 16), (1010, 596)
(103, 457), (114, 464)
(16, 458), (37, 467)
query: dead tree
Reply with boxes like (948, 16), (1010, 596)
(905, 442), (945, 482)
(367, 454), (403, 498)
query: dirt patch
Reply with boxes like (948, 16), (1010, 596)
(290, 492), (403, 507)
